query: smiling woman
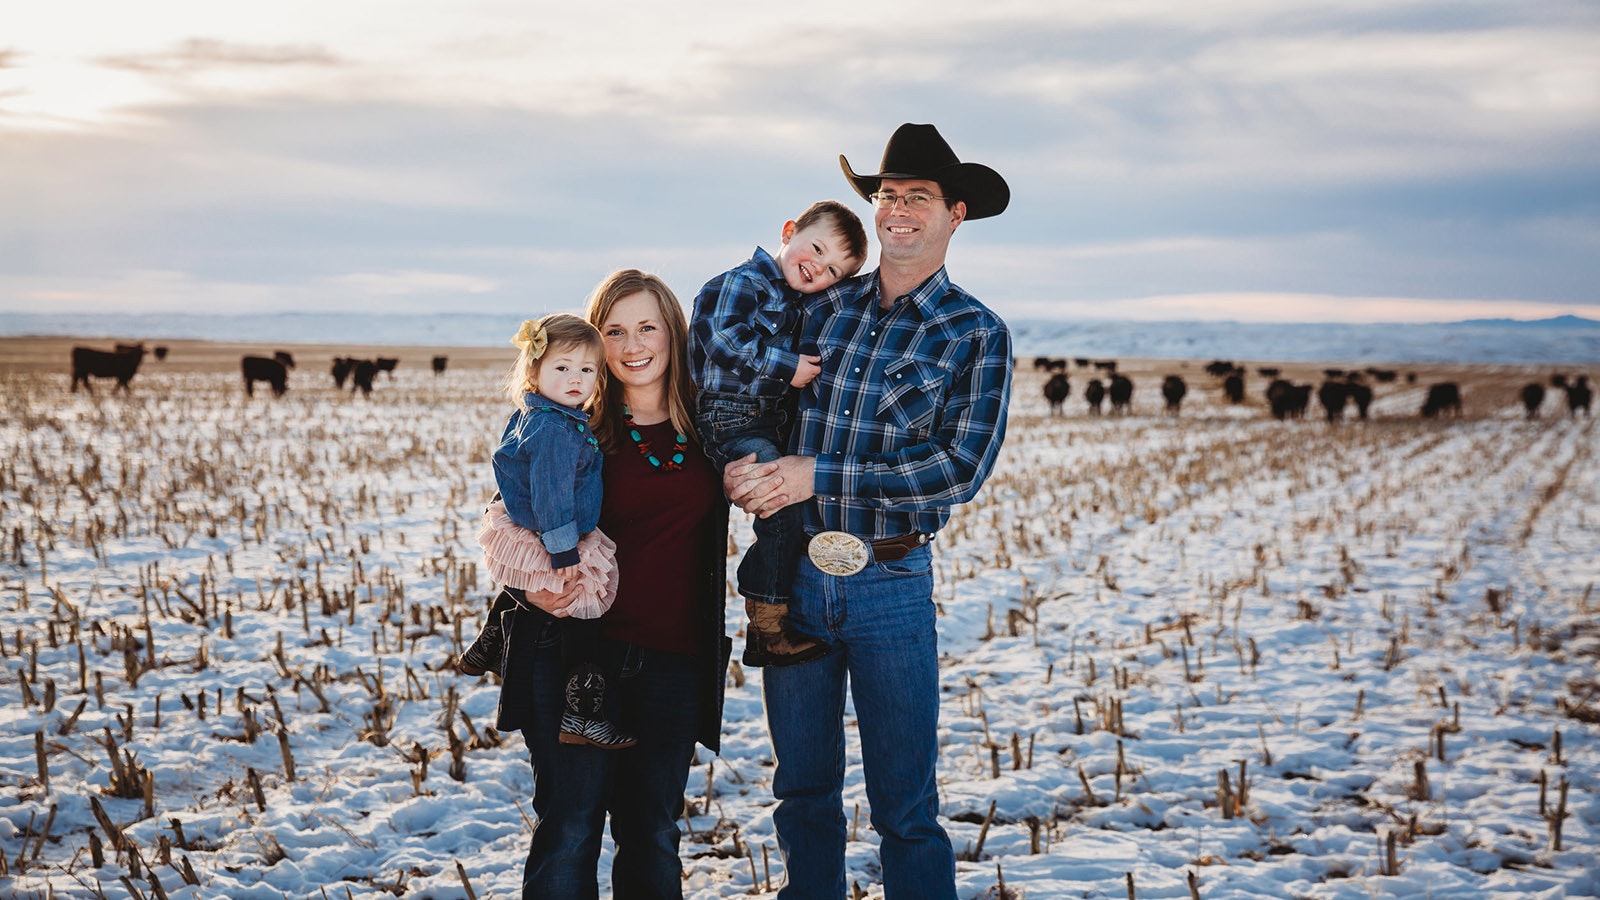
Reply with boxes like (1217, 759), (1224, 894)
(491, 268), (730, 898)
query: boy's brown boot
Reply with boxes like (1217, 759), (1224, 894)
(742, 600), (829, 668)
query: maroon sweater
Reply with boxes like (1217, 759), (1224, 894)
(599, 419), (721, 655)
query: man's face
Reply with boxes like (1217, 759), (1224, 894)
(873, 178), (965, 269)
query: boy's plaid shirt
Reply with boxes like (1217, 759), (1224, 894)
(794, 267), (1013, 540)
(689, 247), (802, 397)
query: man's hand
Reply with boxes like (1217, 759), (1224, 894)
(724, 453), (817, 518)
(519, 582), (583, 617)
(790, 354), (822, 388)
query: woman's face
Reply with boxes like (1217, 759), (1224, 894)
(599, 290), (671, 392)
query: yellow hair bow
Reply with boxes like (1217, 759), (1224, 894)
(512, 319), (548, 359)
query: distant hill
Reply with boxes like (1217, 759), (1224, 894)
(1453, 314), (1600, 329)
(4, 311), (1598, 364)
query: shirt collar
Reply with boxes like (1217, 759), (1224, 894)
(525, 393), (590, 423)
(750, 246), (795, 297)
(866, 266), (951, 321)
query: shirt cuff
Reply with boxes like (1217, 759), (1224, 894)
(812, 454), (849, 502)
(540, 521), (580, 567)
(762, 348), (800, 385)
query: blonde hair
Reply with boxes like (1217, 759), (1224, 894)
(582, 269), (698, 453)
(503, 313), (604, 409)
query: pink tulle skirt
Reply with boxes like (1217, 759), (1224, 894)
(477, 500), (619, 619)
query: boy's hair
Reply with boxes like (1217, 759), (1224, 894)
(794, 200), (869, 275)
(504, 312), (604, 408)
(583, 269), (699, 453)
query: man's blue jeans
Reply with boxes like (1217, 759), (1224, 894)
(763, 544), (956, 899)
(695, 391), (801, 605)
(513, 614), (703, 899)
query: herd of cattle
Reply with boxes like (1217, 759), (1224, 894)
(61, 344), (1596, 420)
(68, 343), (451, 397)
(1033, 357), (1593, 421)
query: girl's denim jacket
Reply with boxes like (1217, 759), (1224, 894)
(491, 393), (603, 569)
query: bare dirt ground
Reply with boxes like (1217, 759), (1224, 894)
(0, 337), (512, 377)
(5, 336), (1588, 420)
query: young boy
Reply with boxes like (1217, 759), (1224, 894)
(690, 200), (868, 667)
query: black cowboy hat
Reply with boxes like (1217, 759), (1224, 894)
(840, 123), (1009, 220)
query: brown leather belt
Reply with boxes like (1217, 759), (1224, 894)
(865, 532), (933, 562)
(807, 531), (933, 576)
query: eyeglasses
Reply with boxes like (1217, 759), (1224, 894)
(868, 191), (948, 211)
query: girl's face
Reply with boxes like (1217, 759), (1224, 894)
(599, 291), (671, 392)
(532, 344), (602, 409)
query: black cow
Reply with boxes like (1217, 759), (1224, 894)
(432, 355), (449, 376)
(1043, 373), (1070, 415)
(1317, 380), (1350, 423)
(1347, 380), (1373, 420)
(70, 345), (143, 393)
(1567, 375), (1592, 417)
(1421, 383), (1462, 418)
(1084, 379), (1106, 415)
(331, 357), (354, 388)
(352, 359), (379, 397)
(1322, 368), (1346, 380)
(242, 351), (295, 398)
(1108, 374), (1133, 415)
(1366, 368), (1398, 383)
(153, 345), (169, 361)
(375, 357), (399, 378)
(1551, 374), (1568, 388)
(1257, 366), (1281, 378)
(1266, 379), (1310, 420)
(1073, 358), (1091, 369)
(1204, 360), (1235, 377)
(1032, 357), (1051, 371)
(1222, 372), (1245, 404)
(1094, 360), (1119, 373)
(1161, 375), (1187, 416)
(1520, 383), (1545, 418)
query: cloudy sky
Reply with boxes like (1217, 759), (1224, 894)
(4, 0), (1598, 324)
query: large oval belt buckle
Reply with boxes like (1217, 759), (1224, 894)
(808, 531), (869, 577)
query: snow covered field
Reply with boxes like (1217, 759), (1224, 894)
(2, 354), (1597, 899)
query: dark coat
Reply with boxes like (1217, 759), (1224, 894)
(494, 500), (731, 753)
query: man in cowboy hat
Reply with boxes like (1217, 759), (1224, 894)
(725, 123), (1014, 898)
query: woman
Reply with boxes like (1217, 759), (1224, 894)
(495, 268), (731, 899)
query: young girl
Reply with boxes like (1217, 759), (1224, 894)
(461, 314), (634, 749)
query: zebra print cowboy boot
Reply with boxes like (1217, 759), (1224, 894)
(558, 664), (638, 749)
(456, 590), (518, 676)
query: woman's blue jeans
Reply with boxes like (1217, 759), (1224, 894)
(762, 544), (956, 899)
(514, 616), (703, 899)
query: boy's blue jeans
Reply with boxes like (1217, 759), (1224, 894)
(695, 390), (801, 606)
(763, 544), (956, 899)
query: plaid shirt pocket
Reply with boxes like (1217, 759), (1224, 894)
(879, 358), (945, 437)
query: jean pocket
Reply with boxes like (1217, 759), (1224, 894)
(701, 404), (759, 433)
(874, 547), (934, 577)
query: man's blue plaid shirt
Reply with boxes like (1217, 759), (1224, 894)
(793, 266), (1013, 540)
